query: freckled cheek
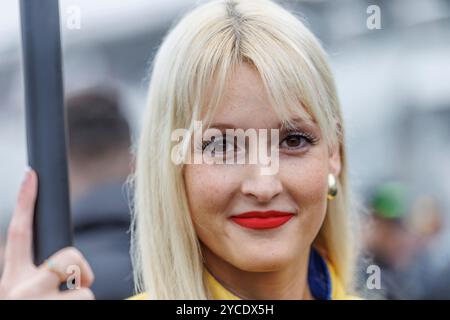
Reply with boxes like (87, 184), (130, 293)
(184, 165), (240, 224)
(279, 157), (329, 209)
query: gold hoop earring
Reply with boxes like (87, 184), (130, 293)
(327, 174), (338, 200)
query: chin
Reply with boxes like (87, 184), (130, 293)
(231, 246), (297, 272)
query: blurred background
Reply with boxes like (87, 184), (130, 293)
(0, 0), (449, 299)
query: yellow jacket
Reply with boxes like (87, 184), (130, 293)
(128, 249), (359, 300)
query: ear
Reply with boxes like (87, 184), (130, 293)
(328, 142), (342, 177)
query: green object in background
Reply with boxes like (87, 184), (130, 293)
(372, 182), (408, 219)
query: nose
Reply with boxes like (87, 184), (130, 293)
(240, 166), (283, 203)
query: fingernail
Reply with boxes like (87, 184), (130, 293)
(22, 165), (31, 183)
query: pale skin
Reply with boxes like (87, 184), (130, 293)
(184, 63), (341, 299)
(0, 169), (95, 299)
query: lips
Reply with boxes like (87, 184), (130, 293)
(230, 210), (294, 230)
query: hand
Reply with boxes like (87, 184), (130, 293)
(0, 168), (95, 299)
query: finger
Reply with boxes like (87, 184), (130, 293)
(44, 288), (95, 300)
(37, 247), (95, 289)
(3, 168), (38, 276)
(1, 285), (95, 300)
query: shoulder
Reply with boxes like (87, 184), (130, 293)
(126, 292), (149, 300)
(325, 258), (363, 300)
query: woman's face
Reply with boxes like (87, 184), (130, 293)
(184, 63), (341, 273)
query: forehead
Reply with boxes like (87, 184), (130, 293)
(207, 63), (312, 130)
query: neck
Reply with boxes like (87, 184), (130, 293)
(202, 245), (314, 300)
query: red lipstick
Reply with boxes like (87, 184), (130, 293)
(230, 210), (294, 230)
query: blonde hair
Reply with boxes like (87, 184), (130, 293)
(131, 0), (357, 299)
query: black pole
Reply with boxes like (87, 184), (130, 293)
(20, 0), (73, 265)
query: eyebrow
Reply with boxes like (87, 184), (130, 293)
(205, 123), (237, 131)
(207, 118), (317, 131)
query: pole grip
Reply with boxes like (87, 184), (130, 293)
(20, 0), (73, 265)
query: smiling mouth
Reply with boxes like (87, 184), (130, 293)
(230, 210), (294, 230)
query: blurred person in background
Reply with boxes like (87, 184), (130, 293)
(403, 195), (450, 299)
(359, 182), (445, 299)
(67, 89), (134, 299)
(408, 195), (443, 242)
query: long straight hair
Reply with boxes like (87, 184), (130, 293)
(131, 0), (357, 299)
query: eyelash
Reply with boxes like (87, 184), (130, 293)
(280, 130), (320, 150)
(201, 135), (233, 151)
(201, 131), (319, 151)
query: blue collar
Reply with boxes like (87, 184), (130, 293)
(308, 248), (332, 300)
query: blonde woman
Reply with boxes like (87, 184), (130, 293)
(0, 0), (359, 300)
